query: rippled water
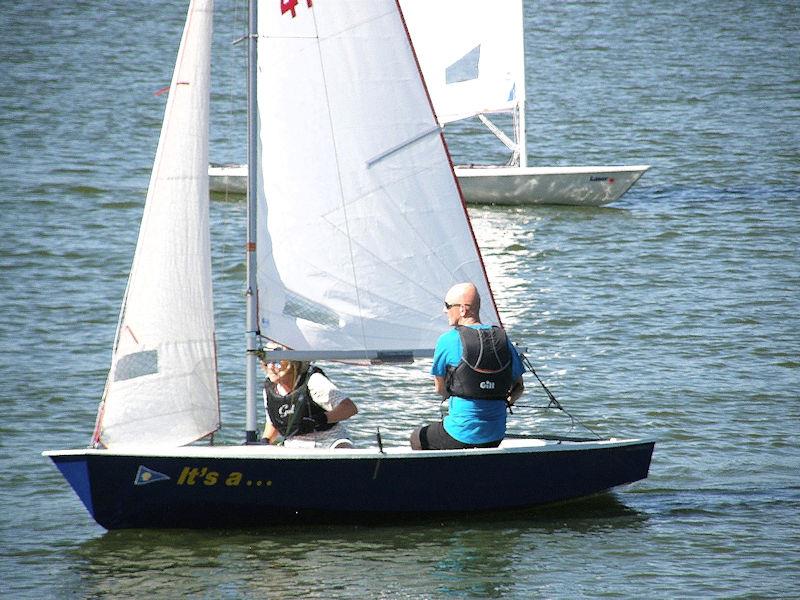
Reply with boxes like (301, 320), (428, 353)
(2, 1), (799, 598)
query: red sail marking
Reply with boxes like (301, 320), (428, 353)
(281, 0), (313, 18)
(154, 81), (190, 97)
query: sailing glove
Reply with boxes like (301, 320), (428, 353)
(298, 412), (328, 434)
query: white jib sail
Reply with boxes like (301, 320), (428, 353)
(398, 0), (526, 125)
(255, 0), (500, 358)
(94, 0), (219, 448)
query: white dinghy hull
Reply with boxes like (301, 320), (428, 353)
(209, 163), (650, 207)
(454, 165), (650, 207)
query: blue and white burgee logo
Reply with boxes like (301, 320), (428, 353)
(134, 465), (171, 486)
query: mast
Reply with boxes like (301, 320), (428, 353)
(244, 0), (259, 442)
(516, 0), (527, 168)
(516, 98), (527, 168)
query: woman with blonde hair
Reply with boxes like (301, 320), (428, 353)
(260, 349), (358, 449)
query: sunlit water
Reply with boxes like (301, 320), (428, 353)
(1, 1), (798, 598)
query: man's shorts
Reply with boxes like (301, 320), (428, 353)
(413, 420), (502, 450)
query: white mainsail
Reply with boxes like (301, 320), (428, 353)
(93, 0), (219, 448)
(255, 0), (500, 358)
(398, 0), (526, 126)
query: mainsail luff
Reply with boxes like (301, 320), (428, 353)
(254, 0), (500, 359)
(94, 0), (219, 448)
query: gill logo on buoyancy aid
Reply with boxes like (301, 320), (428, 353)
(265, 366), (333, 436)
(445, 326), (515, 401)
(277, 403), (295, 419)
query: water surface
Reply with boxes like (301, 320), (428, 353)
(1, 1), (798, 598)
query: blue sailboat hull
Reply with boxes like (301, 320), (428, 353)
(45, 439), (654, 529)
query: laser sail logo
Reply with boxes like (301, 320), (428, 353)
(134, 465), (171, 486)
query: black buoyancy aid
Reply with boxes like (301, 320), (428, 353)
(265, 366), (334, 437)
(445, 325), (515, 401)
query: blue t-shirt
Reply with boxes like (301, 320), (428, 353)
(431, 324), (525, 444)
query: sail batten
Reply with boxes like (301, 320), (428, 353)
(94, 0), (219, 449)
(256, 0), (499, 356)
(260, 348), (434, 362)
(366, 125), (442, 167)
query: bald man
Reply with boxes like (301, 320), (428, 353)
(410, 283), (525, 450)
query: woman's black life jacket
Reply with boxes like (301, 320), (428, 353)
(265, 366), (335, 436)
(445, 325), (515, 401)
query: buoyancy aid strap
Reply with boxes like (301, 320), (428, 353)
(459, 326), (511, 372)
(445, 326), (515, 400)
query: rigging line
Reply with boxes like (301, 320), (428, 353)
(507, 402), (577, 431)
(520, 352), (561, 409)
(309, 6), (371, 359)
(213, 8), (244, 255)
(217, 2), (247, 204)
(519, 352), (601, 439)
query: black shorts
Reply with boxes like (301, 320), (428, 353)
(413, 421), (502, 450)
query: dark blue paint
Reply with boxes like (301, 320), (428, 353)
(48, 441), (654, 529)
(53, 456), (95, 519)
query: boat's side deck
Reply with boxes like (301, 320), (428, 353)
(43, 437), (652, 460)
